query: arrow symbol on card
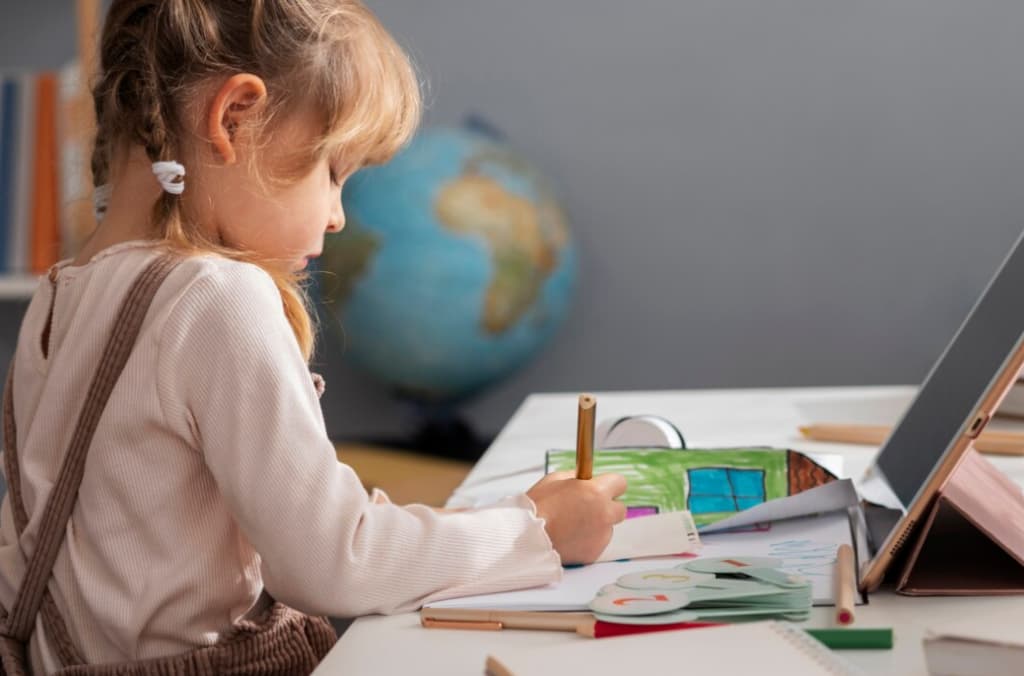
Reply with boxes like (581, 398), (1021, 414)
(613, 594), (669, 606)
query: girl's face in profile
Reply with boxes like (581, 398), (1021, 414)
(197, 105), (347, 272)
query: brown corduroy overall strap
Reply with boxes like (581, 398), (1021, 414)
(0, 255), (336, 675)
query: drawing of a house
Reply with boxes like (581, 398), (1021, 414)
(545, 448), (836, 527)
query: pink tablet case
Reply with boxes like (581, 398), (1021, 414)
(896, 448), (1024, 595)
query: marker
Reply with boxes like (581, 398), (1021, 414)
(806, 628), (893, 650)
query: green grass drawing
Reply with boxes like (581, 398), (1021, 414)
(546, 447), (791, 527)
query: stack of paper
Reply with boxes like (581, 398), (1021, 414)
(428, 511), (863, 612)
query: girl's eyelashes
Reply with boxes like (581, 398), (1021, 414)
(329, 161), (352, 187)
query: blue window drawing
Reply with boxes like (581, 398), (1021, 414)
(687, 467), (766, 515)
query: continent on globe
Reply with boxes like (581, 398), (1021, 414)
(320, 225), (379, 306)
(435, 171), (567, 333)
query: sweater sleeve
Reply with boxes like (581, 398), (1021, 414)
(155, 263), (561, 616)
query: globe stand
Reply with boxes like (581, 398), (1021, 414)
(363, 400), (491, 462)
(409, 413), (489, 462)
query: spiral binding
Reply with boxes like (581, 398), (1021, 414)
(772, 623), (862, 675)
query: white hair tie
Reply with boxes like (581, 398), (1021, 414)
(152, 160), (186, 195)
(92, 184), (113, 222)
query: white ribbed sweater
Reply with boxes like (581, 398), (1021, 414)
(0, 241), (561, 670)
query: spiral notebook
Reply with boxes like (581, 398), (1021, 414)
(484, 621), (861, 676)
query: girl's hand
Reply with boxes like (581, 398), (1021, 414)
(526, 470), (628, 565)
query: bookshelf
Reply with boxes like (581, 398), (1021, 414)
(0, 0), (99, 302)
(0, 276), (40, 301)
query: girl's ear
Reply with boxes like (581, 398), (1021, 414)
(208, 74), (268, 165)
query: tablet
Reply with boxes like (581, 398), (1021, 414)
(859, 228), (1024, 592)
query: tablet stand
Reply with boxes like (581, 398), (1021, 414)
(895, 448), (1024, 595)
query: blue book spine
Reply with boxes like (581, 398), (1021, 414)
(0, 77), (17, 274)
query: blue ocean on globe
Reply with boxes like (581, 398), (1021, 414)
(317, 126), (578, 403)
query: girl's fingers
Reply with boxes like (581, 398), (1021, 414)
(543, 470), (576, 482)
(592, 472), (627, 498)
(609, 500), (628, 524)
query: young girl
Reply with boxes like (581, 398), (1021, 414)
(0, 0), (627, 671)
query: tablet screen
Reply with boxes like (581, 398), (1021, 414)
(875, 230), (1024, 510)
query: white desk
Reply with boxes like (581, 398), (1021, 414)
(316, 386), (1024, 675)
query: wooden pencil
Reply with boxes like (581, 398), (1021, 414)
(799, 423), (1024, 456)
(834, 543), (856, 626)
(576, 394), (596, 480)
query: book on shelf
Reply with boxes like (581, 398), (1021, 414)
(57, 60), (97, 261)
(0, 77), (14, 271)
(11, 71), (35, 274)
(0, 61), (98, 279)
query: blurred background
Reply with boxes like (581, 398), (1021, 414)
(2, 1), (1024, 468)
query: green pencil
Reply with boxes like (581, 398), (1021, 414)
(805, 628), (893, 650)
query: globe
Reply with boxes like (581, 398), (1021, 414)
(317, 125), (578, 407)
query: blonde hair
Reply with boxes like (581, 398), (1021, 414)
(91, 0), (421, 359)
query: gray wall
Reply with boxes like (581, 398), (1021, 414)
(3, 1), (1024, 444)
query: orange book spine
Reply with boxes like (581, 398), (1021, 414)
(30, 72), (60, 274)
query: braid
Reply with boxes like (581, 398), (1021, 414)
(138, 85), (169, 165)
(89, 120), (111, 190)
(135, 7), (173, 165)
(136, 32), (183, 235)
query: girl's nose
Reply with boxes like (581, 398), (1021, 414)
(327, 203), (346, 233)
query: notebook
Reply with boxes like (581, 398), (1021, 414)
(484, 621), (861, 676)
(923, 607), (1024, 676)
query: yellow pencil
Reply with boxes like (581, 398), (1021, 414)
(576, 394), (596, 480)
(834, 543), (856, 626)
(798, 423), (1024, 456)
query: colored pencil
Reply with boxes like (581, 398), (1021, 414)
(834, 544), (856, 626)
(575, 394), (596, 480)
(799, 423), (1024, 456)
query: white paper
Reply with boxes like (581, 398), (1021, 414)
(804, 452), (844, 478)
(485, 621), (862, 676)
(925, 605), (1024, 646)
(700, 479), (860, 534)
(701, 512), (862, 605)
(426, 558), (691, 611)
(854, 469), (905, 511)
(427, 513), (862, 611)
(597, 511), (700, 562)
